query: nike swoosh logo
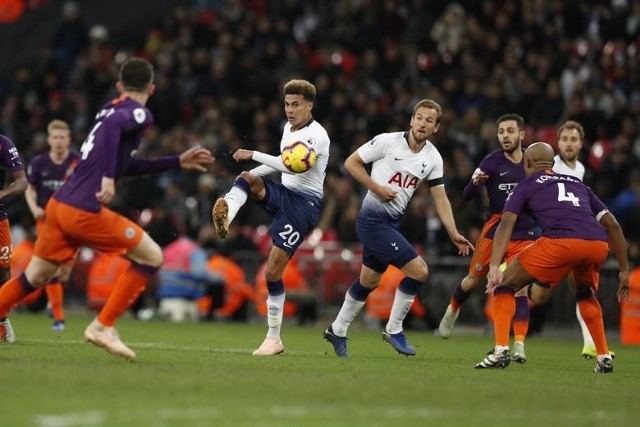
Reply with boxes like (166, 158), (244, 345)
(394, 157), (407, 161)
(500, 172), (509, 176)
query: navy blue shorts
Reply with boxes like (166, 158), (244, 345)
(259, 178), (322, 256)
(356, 216), (418, 273)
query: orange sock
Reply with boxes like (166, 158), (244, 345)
(493, 287), (516, 347)
(98, 264), (156, 326)
(0, 274), (37, 318)
(512, 295), (530, 343)
(45, 282), (64, 321)
(484, 294), (494, 323)
(577, 296), (609, 355)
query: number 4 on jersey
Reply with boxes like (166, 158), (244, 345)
(557, 182), (580, 206)
(80, 122), (103, 160)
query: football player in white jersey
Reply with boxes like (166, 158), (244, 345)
(554, 121), (601, 358)
(553, 120), (585, 180)
(212, 79), (330, 356)
(517, 120), (611, 359)
(323, 99), (473, 357)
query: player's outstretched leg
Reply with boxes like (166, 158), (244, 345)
(323, 326), (350, 358)
(84, 318), (135, 361)
(438, 304), (459, 339)
(475, 348), (511, 369)
(382, 330), (416, 356)
(0, 318), (16, 343)
(212, 198), (229, 238)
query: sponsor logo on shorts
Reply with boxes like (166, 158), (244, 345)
(125, 227), (136, 239)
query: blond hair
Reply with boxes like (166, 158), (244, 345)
(47, 119), (70, 134)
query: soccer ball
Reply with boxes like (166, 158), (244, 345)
(281, 141), (317, 173)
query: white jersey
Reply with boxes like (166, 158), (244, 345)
(357, 131), (443, 221)
(251, 119), (330, 198)
(553, 154), (585, 181)
(279, 120), (330, 199)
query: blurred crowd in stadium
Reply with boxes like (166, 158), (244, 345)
(1, 0), (640, 269)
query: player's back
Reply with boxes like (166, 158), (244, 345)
(510, 170), (607, 241)
(54, 96), (153, 212)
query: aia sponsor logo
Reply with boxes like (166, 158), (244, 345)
(388, 172), (419, 189)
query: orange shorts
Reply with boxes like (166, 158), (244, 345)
(36, 217), (75, 267)
(0, 219), (12, 269)
(469, 214), (533, 277)
(34, 198), (145, 263)
(517, 237), (609, 289)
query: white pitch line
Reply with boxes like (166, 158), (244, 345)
(17, 337), (330, 356)
(35, 405), (631, 426)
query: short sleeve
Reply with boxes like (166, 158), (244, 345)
(357, 136), (388, 164)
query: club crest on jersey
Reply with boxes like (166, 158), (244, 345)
(388, 172), (419, 189)
(306, 137), (316, 147)
(124, 227), (136, 239)
(133, 108), (146, 124)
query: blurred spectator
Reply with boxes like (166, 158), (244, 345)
(203, 252), (255, 321)
(85, 250), (130, 311)
(365, 265), (433, 330)
(157, 230), (223, 323)
(317, 175), (361, 245)
(51, 1), (87, 73)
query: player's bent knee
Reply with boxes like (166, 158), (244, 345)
(128, 234), (163, 268)
(57, 265), (73, 283)
(412, 265), (429, 282)
(25, 257), (60, 287)
(360, 279), (380, 289)
(528, 284), (551, 305)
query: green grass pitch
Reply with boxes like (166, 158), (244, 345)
(1, 313), (638, 426)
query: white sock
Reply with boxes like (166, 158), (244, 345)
(224, 186), (248, 224)
(331, 292), (366, 337)
(385, 288), (414, 335)
(576, 303), (595, 347)
(495, 345), (509, 353)
(266, 293), (286, 338)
